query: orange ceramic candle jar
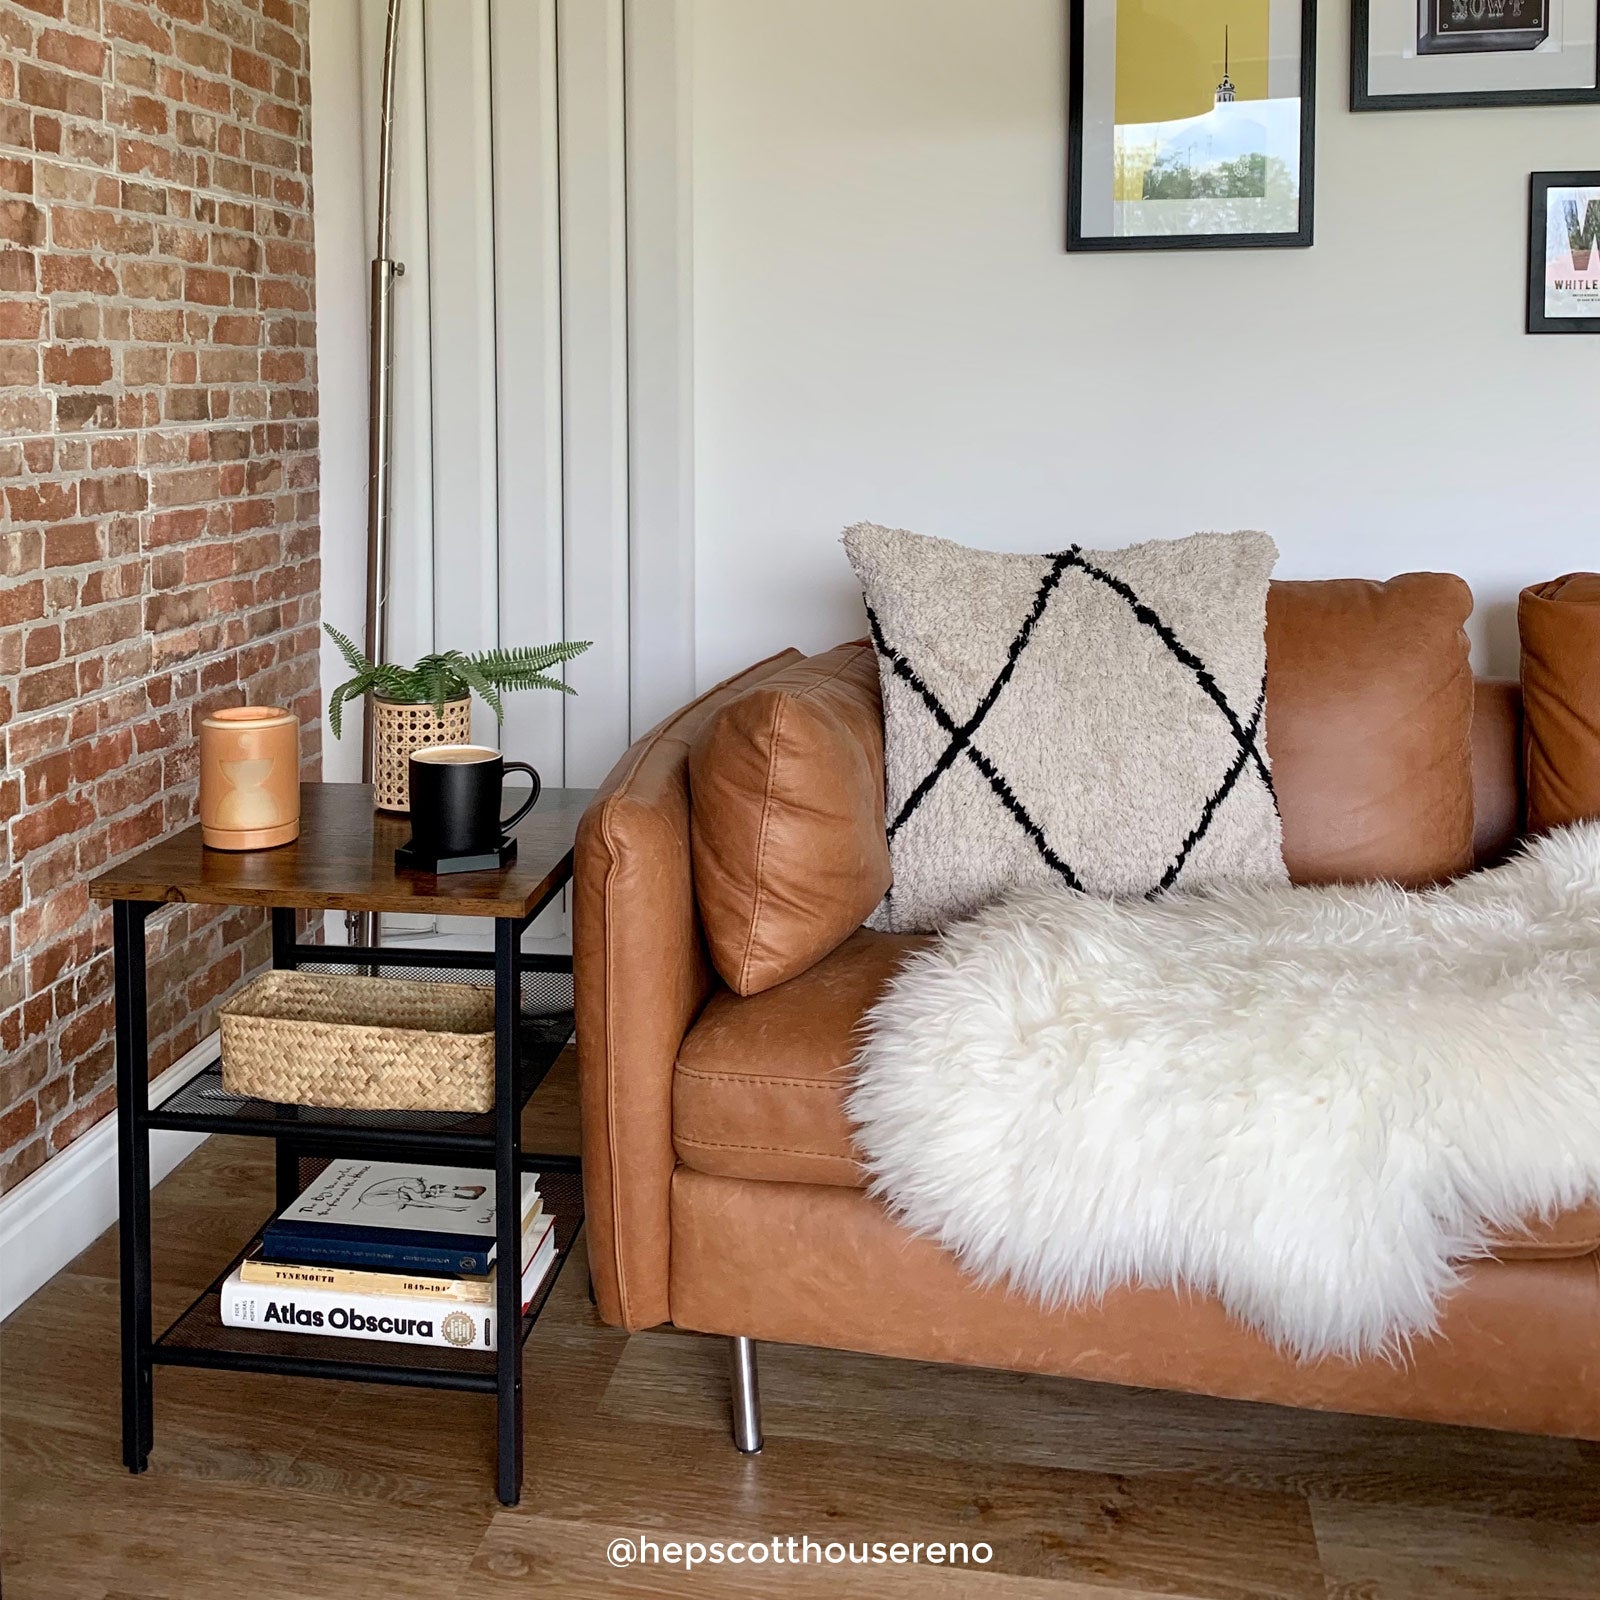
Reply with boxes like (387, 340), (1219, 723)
(199, 706), (301, 850)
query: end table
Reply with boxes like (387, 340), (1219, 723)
(90, 781), (594, 1506)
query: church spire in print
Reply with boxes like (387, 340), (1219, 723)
(1215, 26), (1237, 104)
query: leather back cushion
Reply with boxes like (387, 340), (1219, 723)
(690, 642), (891, 996)
(1471, 679), (1523, 866)
(1520, 573), (1600, 835)
(1266, 575), (1476, 887)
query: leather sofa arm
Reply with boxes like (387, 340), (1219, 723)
(573, 651), (804, 1329)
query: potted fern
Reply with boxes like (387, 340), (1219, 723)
(323, 624), (591, 812)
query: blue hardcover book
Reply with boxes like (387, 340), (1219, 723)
(262, 1160), (540, 1276)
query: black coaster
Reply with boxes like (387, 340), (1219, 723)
(395, 836), (518, 876)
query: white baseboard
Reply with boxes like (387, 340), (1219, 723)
(0, 1034), (217, 1323)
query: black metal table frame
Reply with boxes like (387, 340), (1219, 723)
(113, 889), (575, 1506)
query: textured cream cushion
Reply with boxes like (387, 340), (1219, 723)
(842, 523), (1287, 933)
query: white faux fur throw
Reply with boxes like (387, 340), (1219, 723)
(847, 824), (1600, 1362)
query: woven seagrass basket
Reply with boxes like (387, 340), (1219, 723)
(220, 970), (496, 1112)
(372, 694), (472, 812)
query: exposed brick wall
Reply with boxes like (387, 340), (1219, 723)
(0, 0), (320, 1193)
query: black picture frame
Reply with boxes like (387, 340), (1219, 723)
(1527, 171), (1600, 333)
(1353, 0), (1600, 110)
(1067, 0), (1318, 252)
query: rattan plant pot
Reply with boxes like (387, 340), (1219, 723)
(220, 970), (496, 1112)
(372, 694), (472, 813)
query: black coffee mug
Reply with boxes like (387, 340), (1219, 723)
(408, 745), (540, 858)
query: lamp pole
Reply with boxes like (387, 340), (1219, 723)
(349, 0), (405, 953)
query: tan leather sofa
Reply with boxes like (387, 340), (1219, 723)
(574, 577), (1600, 1451)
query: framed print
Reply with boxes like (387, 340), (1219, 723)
(1528, 172), (1600, 333)
(1067, 0), (1317, 252)
(1353, 1), (1600, 108)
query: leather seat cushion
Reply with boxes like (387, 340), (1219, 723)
(674, 928), (1600, 1262)
(675, 929), (926, 1186)
(1266, 574), (1476, 888)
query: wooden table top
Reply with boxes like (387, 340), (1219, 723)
(89, 782), (596, 919)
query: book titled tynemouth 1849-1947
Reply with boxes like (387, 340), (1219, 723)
(221, 1217), (558, 1352)
(240, 1200), (547, 1304)
(260, 1160), (542, 1276)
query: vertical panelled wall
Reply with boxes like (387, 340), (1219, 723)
(351, 0), (693, 794)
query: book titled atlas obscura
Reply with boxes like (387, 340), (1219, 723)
(261, 1160), (542, 1276)
(221, 1220), (558, 1352)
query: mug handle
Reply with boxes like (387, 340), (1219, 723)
(500, 761), (541, 832)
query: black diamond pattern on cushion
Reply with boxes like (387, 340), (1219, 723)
(867, 547), (1277, 900)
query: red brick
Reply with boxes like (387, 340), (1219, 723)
(0, 155), (32, 194)
(25, 836), (82, 900)
(51, 301), (98, 340)
(6, 712), (68, 766)
(23, 624), (61, 665)
(16, 661), (78, 712)
(0, 1103), (39, 1155)
(39, 253), (117, 295)
(55, 391), (114, 430)
(70, 728), (133, 781)
(42, 521), (100, 565)
(0, 579), (44, 630)
(10, 793), (94, 858)
(107, 89), (168, 135)
(27, 927), (94, 993)
(0, 249), (37, 291)
(147, 505), (206, 545)
(0, 344), (40, 384)
(95, 755), (162, 815)
(0, 299), (45, 340)
(36, 29), (107, 77)
(5, 481), (76, 522)
(49, 1086), (115, 1153)
(64, 598), (140, 654)
(107, 799), (164, 856)
(49, 207), (152, 254)
(17, 63), (102, 120)
(211, 314), (260, 345)
(42, 344), (112, 386)
(59, 999), (111, 1064)
(183, 266), (228, 305)
(1, 1140), (49, 1194)
(78, 472), (147, 513)
(105, 2), (171, 51)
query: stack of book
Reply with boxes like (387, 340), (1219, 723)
(220, 1160), (557, 1352)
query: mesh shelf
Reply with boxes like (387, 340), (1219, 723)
(153, 1169), (585, 1390)
(145, 996), (573, 1155)
(296, 960), (573, 1017)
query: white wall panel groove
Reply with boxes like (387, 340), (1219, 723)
(360, 0), (435, 676)
(491, 0), (567, 786)
(625, 0), (697, 736)
(423, 0), (501, 743)
(556, 0), (633, 784)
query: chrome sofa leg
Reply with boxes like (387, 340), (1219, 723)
(728, 1336), (763, 1455)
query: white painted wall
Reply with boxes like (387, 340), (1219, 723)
(690, 0), (1600, 683)
(310, 0), (371, 781)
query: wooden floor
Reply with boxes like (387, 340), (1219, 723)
(3, 1049), (1598, 1599)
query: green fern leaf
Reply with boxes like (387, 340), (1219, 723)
(323, 621), (372, 676)
(447, 655), (505, 723)
(327, 679), (358, 740)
